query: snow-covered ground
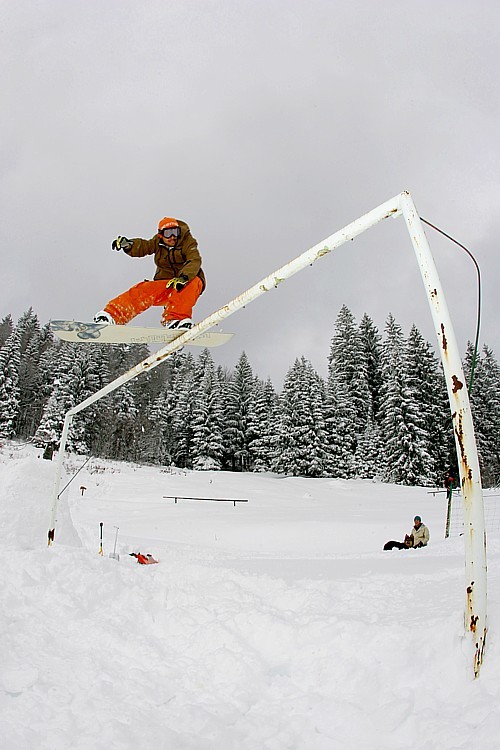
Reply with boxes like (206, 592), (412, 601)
(0, 442), (498, 750)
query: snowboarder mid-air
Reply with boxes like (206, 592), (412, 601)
(93, 217), (206, 330)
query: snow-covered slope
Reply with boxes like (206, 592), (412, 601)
(0, 443), (498, 750)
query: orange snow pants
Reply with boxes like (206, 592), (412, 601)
(104, 277), (203, 326)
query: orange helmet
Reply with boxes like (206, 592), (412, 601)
(158, 217), (179, 232)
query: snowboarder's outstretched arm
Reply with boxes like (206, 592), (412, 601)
(112, 236), (156, 258)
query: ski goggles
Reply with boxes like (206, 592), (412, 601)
(160, 227), (181, 239)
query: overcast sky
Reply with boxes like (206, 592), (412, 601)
(1, 0), (499, 385)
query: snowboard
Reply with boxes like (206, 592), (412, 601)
(49, 320), (233, 348)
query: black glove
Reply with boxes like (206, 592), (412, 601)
(112, 236), (133, 252)
(166, 275), (188, 291)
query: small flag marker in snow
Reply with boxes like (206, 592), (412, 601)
(98, 522), (104, 556)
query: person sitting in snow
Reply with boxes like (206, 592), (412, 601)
(383, 515), (430, 551)
(93, 217), (206, 330)
(410, 515), (430, 547)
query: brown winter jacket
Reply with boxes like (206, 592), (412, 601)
(124, 219), (206, 292)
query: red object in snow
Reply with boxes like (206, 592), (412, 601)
(131, 553), (158, 565)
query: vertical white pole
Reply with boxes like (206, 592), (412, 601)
(399, 191), (487, 676)
(48, 411), (73, 544)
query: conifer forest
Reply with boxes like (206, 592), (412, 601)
(1, 307), (499, 487)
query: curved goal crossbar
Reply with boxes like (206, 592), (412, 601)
(48, 191), (487, 677)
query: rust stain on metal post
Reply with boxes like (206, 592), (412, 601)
(469, 591), (487, 676)
(475, 631), (487, 677)
(440, 323), (448, 352)
(317, 246), (330, 258)
(466, 582), (476, 630)
(452, 375), (463, 393)
(454, 411), (468, 467)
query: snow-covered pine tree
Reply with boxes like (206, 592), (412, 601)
(170, 352), (197, 468)
(353, 416), (383, 479)
(191, 349), (225, 470)
(106, 382), (139, 460)
(36, 330), (63, 406)
(307, 364), (332, 477)
(406, 325), (450, 483)
(351, 313), (385, 478)
(358, 313), (384, 424)
(324, 376), (356, 478)
(35, 342), (106, 453)
(0, 325), (22, 438)
(15, 313), (56, 437)
(329, 306), (371, 433)
(0, 308), (43, 438)
(34, 345), (75, 449)
(326, 306), (369, 478)
(67, 345), (106, 454)
(464, 344), (500, 487)
(248, 376), (280, 472)
(0, 314), (14, 349)
(140, 351), (192, 466)
(223, 351), (255, 471)
(379, 314), (433, 485)
(143, 389), (172, 465)
(274, 357), (330, 477)
(77, 342), (158, 459)
(477, 345), (500, 486)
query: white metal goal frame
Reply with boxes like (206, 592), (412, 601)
(48, 190), (487, 677)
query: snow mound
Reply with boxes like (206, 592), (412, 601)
(0, 453), (81, 549)
(1, 444), (499, 749)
